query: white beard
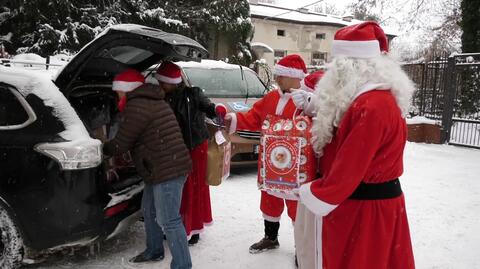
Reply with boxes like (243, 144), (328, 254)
(310, 55), (416, 156)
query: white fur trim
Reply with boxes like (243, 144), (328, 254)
(155, 73), (182, 84)
(262, 213), (281, 222)
(332, 40), (381, 58)
(112, 81), (143, 92)
(227, 112), (237, 134)
(274, 64), (306, 79)
(353, 82), (390, 99)
(299, 182), (337, 216)
(275, 89), (292, 115)
(186, 221), (214, 239)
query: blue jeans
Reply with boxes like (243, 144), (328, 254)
(142, 176), (192, 269)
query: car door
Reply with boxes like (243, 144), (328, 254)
(0, 83), (76, 250)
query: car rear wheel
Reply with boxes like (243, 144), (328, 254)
(0, 205), (23, 269)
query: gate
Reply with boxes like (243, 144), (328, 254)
(404, 53), (480, 149)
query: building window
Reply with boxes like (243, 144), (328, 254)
(315, 33), (326, 39)
(277, 29), (285, 37)
(311, 52), (327, 66)
(274, 50), (287, 64)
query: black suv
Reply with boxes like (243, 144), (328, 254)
(0, 24), (207, 268)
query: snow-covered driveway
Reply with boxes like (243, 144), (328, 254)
(28, 142), (480, 269)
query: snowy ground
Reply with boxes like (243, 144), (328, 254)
(25, 142), (480, 269)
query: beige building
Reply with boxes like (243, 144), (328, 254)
(249, 2), (396, 70)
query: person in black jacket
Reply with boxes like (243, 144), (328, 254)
(155, 61), (227, 245)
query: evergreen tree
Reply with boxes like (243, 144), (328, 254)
(460, 0), (480, 52)
(0, 0), (254, 64)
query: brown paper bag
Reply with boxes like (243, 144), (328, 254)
(206, 130), (231, 186)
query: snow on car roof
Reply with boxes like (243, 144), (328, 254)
(0, 66), (92, 141)
(176, 59), (245, 70)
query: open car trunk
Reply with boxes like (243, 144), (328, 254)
(54, 24), (208, 195)
(69, 86), (140, 193)
(55, 24), (208, 95)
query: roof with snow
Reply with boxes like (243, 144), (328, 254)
(251, 42), (274, 53)
(249, 3), (397, 37)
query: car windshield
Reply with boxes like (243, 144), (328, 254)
(182, 67), (266, 98)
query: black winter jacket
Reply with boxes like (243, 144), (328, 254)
(166, 85), (216, 150)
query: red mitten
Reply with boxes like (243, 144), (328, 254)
(215, 104), (227, 118)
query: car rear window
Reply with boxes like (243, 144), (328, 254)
(101, 46), (154, 65)
(182, 67), (266, 98)
(0, 86), (29, 126)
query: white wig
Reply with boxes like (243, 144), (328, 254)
(311, 54), (416, 155)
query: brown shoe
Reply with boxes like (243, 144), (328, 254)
(249, 237), (280, 254)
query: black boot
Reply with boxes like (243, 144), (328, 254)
(129, 251), (164, 263)
(249, 220), (280, 254)
(188, 234), (200, 245)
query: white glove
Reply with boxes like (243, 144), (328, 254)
(291, 89), (313, 109)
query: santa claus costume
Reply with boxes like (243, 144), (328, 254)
(295, 22), (416, 269)
(227, 54), (307, 253)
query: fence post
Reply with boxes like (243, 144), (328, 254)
(441, 56), (456, 143)
(420, 62), (427, 114)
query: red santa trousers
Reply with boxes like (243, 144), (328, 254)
(260, 191), (297, 222)
(180, 140), (213, 238)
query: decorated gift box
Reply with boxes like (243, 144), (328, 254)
(258, 114), (317, 197)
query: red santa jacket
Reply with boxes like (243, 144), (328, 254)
(228, 89), (297, 132)
(299, 90), (407, 215)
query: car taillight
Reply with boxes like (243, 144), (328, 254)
(104, 201), (129, 218)
(35, 139), (102, 170)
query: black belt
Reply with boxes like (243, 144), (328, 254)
(349, 178), (402, 200)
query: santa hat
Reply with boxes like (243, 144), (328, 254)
(301, 70), (324, 92)
(155, 61), (182, 84)
(112, 69), (145, 92)
(331, 21), (388, 59)
(273, 54), (307, 79)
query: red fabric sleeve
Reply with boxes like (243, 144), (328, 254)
(310, 106), (385, 205)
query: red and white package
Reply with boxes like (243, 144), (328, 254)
(258, 114), (317, 199)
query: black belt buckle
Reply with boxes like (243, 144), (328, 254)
(349, 178), (402, 200)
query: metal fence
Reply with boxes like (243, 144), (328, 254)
(0, 58), (64, 69)
(403, 53), (480, 149)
